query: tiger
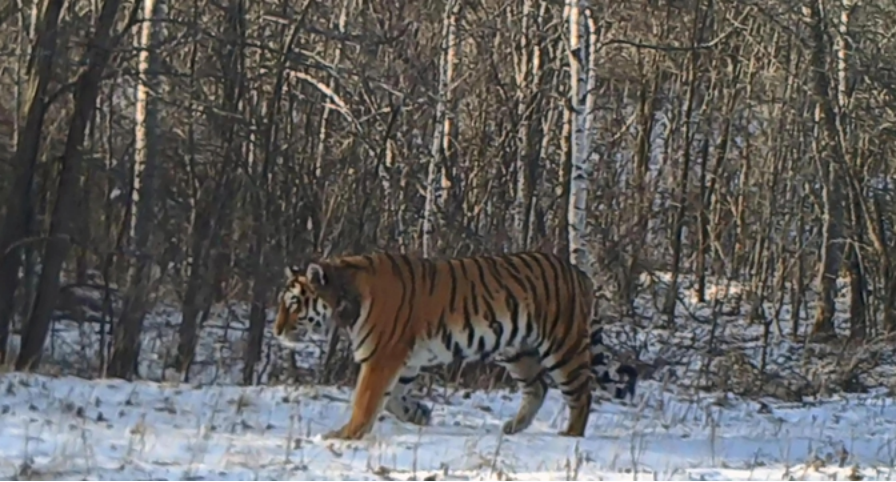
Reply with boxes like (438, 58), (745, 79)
(273, 251), (638, 441)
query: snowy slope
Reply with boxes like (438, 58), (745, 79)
(1, 373), (895, 481)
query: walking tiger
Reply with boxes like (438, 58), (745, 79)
(273, 251), (637, 440)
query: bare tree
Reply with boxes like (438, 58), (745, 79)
(565, 0), (597, 275)
(0, 0), (64, 363)
(422, 0), (461, 257)
(106, 0), (167, 379)
(16, 0), (132, 370)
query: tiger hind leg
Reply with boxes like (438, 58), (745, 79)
(498, 349), (548, 435)
(542, 342), (594, 437)
(383, 365), (432, 426)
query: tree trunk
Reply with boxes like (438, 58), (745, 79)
(16, 0), (127, 370)
(242, 19), (303, 386)
(0, 0), (64, 363)
(806, 1), (850, 340)
(107, 0), (166, 379)
(663, 5), (706, 324)
(175, 0), (243, 381)
(511, 0), (536, 252)
(565, 0), (596, 276)
(422, 0), (460, 257)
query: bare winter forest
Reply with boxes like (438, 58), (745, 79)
(1, 0), (896, 402)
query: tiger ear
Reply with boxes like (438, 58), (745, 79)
(306, 262), (327, 286)
(284, 265), (301, 280)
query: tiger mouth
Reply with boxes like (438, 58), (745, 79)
(274, 324), (332, 348)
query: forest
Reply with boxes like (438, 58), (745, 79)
(0, 0), (895, 399)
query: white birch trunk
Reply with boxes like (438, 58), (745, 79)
(131, 0), (165, 250)
(836, 0), (852, 116)
(834, 0), (854, 167)
(107, 0), (166, 377)
(510, 0), (533, 252)
(565, 0), (596, 277)
(422, 0), (460, 258)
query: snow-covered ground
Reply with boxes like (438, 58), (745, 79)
(2, 372), (895, 481)
(3, 270), (895, 480)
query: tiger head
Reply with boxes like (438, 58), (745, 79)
(273, 263), (335, 347)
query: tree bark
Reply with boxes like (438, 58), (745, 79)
(16, 0), (128, 370)
(107, 0), (166, 379)
(565, 0), (596, 277)
(0, 0), (64, 363)
(422, 0), (460, 257)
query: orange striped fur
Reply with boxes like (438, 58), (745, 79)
(273, 251), (637, 440)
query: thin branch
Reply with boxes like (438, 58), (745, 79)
(602, 25), (739, 52)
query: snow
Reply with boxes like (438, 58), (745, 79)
(1, 372), (895, 480)
(3, 270), (895, 480)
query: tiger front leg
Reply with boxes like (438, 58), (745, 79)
(323, 356), (405, 441)
(384, 365), (432, 427)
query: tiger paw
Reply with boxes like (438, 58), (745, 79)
(406, 401), (432, 426)
(501, 420), (520, 435)
(386, 395), (432, 426)
(322, 424), (367, 441)
(502, 418), (530, 435)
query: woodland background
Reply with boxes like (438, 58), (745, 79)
(1, 0), (895, 396)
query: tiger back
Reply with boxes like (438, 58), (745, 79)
(273, 251), (638, 440)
